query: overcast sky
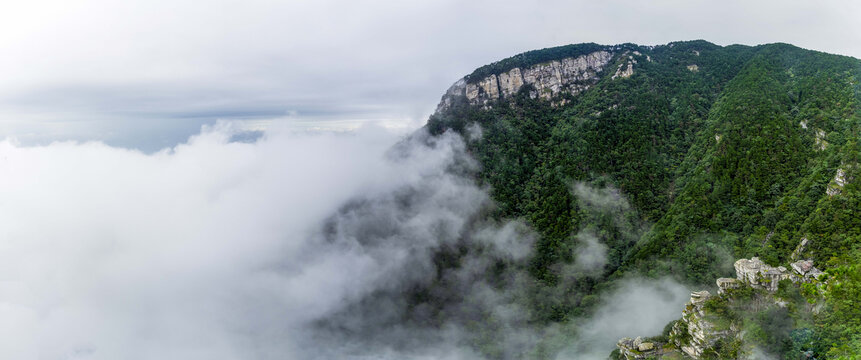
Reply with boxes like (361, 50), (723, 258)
(1, 0), (859, 150)
(0, 2), (858, 357)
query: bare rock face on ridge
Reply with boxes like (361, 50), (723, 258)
(671, 291), (739, 359)
(727, 257), (823, 292)
(732, 257), (791, 292)
(435, 50), (614, 111)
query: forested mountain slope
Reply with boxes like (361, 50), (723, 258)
(425, 40), (861, 358)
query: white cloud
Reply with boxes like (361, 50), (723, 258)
(0, 121), (687, 359)
(0, 123), (470, 359)
(0, 121), (572, 359)
(573, 231), (609, 272)
(0, 1), (856, 357)
(556, 277), (691, 360)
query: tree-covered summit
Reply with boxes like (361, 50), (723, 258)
(426, 40), (861, 359)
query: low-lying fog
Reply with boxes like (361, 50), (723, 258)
(0, 122), (688, 359)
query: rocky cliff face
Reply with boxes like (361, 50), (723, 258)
(730, 257), (791, 292)
(435, 50), (615, 112)
(722, 257), (823, 293)
(616, 254), (825, 359)
(670, 290), (740, 359)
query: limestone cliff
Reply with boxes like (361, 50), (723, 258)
(435, 50), (616, 112)
(668, 290), (739, 359)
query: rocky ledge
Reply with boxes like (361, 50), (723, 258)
(616, 253), (824, 359)
(718, 257), (822, 293)
(670, 290), (740, 359)
(617, 336), (662, 359)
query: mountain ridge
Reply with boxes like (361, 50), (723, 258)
(423, 40), (861, 358)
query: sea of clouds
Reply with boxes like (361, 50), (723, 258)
(0, 122), (688, 359)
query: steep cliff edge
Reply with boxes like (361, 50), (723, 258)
(422, 40), (861, 359)
(436, 50), (616, 111)
(614, 252), (826, 360)
(432, 41), (666, 114)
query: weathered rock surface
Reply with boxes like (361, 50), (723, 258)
(616, 254), (825, 359)
(790, 259), (823, 280)
(716, 277), (740, 295)
(617, 336), (664, 360)
(827, 167), (848, 196)
(612, 55), (635, 79)
(790, 237), (808, 261)
(436, 50), (613, 111)
(497, 67), (523, 97)
(734, 257), (823, 291)
(671, 291), (738, 359)
(435, 79), (466, 113)
(638, 342), (655, 352)
(815, 129), (828, 151)
(734, 257), (792, 292)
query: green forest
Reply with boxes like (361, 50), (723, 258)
(426, 40), (861, 359)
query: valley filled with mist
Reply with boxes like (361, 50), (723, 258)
(1, 29), (860, 360)
(0, 120), (693, 359)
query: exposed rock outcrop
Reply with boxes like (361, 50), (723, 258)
(716, 277), (740, 295)
(435, 50), (613, 111)
(612, 55), (636, 80)
(730, 256), (824, 291)
(617, 291), (738, 359)
(815, 129), (828, 151)
(617, 254), (824, 359)
(617, 336), (663, 359)
(435, 79), (467, 112)
(790, 259), (824, 280)
(827, 167), (848, 196)
(790, 237), (808, 261)
(670, 291), (739, 358)
(733, 257), (791, 292)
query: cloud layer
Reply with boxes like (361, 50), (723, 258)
(556, 277), (691, 360)
(0, 123), (426, 359)
(0, 122), (545, 359)
(0, 124), (691, 359)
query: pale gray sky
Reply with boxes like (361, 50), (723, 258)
(1, 0), (859, 150)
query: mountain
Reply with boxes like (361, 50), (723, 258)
(425, 40), (861, 359)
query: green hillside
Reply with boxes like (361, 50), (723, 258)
(426, 40), (861, 358)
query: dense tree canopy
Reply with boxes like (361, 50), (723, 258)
(426, 40), (861, 359)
